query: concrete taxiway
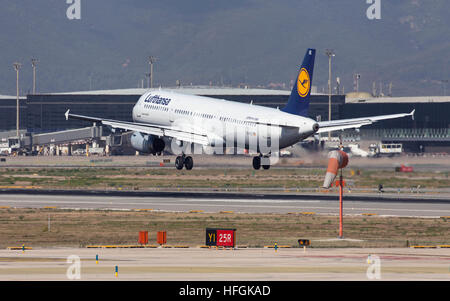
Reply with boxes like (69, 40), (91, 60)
(0, 247), (449, 281)
(0, 192), (450, 217)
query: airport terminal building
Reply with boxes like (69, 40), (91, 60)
(0, 95), (27, 133)
(21, 87), (345, 133)
(1, 87), (449, 152)
(342, 95), (450, 152)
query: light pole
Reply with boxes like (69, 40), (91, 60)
(145, 73), (151, 89)
(354, 73), (361, 92)
(13, 62), (21, 138)
(31, 58), (38, 94)
(148, 56), (156, 89)
(325, 49), (335, 141)
(336, 77), (341, 95)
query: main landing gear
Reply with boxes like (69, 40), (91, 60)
(252, 154), (270, 170)
(175, 154), (193, 170)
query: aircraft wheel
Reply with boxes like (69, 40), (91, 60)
(184, 156), (193, 170)
(252, 156), (261, 170)
(262, 156), (270, 170)
(175, 156), (184, 170)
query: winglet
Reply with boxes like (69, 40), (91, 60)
(410, 109), (415, 121)
(65, 109), (70, 121)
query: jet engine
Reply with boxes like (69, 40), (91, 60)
(130, 132), (165, 154)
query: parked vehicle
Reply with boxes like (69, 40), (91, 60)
(369, 143), (402, 157)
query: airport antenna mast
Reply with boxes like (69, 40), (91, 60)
(325, 49), (335, 141)
(31, 58), (38, 94)
(148, 56), (157, 89)
(13, 62), (22, 138)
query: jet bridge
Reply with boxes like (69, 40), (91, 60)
(29, 126), (102, 146)
(0, 126), (103, 155)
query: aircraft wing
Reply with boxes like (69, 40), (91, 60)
(316, 110), (415, 134)
(64, 110), (210, 145)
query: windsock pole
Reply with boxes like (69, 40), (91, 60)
(323, 150), (348, 239)
(339, 170), (343, 238)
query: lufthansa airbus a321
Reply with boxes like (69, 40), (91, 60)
(65, 49), (414, 170)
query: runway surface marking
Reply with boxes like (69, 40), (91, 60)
(1, 194), (449, 217)
(1, 248), (449, 280)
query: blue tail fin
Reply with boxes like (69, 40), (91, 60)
(281, 48), (316, 117)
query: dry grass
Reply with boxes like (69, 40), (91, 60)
(1, 208), (449, 249)
(0, 167), (449, 190)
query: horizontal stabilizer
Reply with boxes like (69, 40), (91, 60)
(317, 110), (415, 134)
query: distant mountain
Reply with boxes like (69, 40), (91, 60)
(0, 0), (449, 96)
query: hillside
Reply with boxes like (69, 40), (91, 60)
(0, 0), (448, 96)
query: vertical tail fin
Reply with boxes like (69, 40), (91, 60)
(281, 48), (316, 117)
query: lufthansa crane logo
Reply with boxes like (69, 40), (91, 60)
(297, 68), (310, 98)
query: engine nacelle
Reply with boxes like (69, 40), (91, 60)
(130, 132), (165, 154)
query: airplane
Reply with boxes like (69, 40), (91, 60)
(65, 48), (414, 170)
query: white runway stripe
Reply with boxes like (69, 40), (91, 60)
(0, 194), (449, 217)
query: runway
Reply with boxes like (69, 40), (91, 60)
(1, 190), (449, 282)
(1, 191), (450, 217)
(1, 247), (449, 281)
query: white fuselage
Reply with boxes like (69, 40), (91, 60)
(132, 90), (318, 152)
